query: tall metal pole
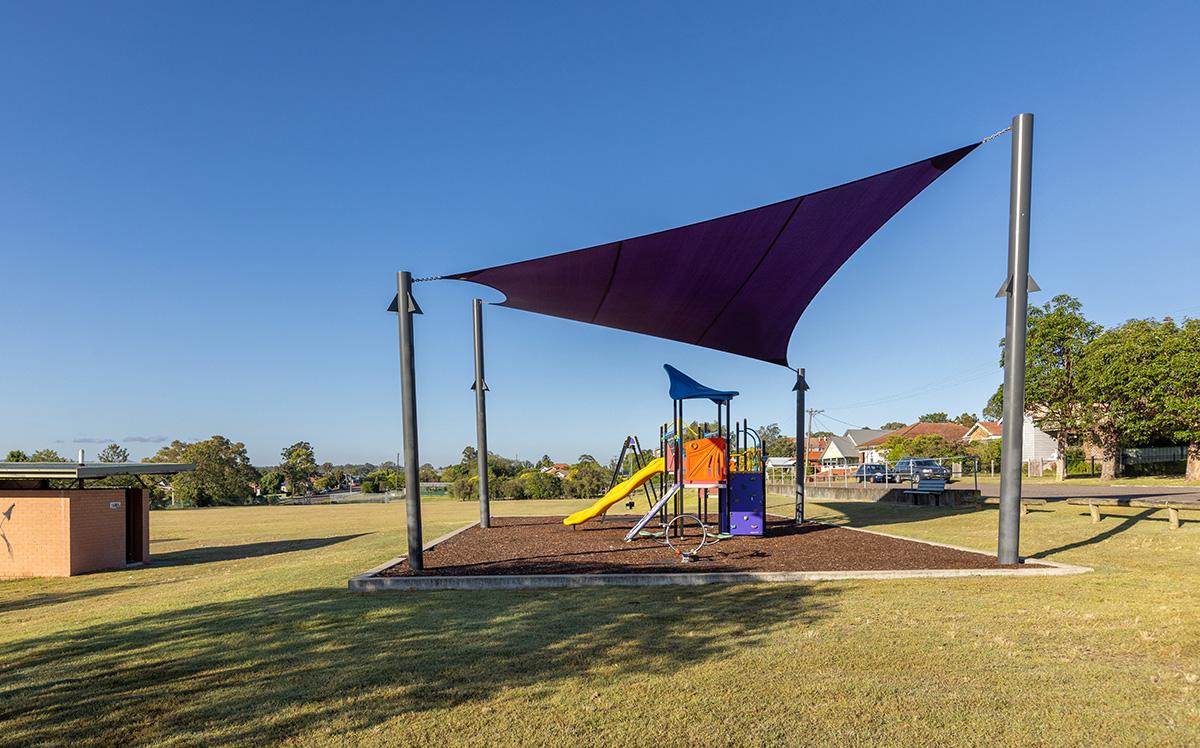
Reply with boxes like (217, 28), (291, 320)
(396, 271), (424, 570)
(998, 113), (1034, 564)
(794, 368), (807, 524)
(472, 298), (491, 528)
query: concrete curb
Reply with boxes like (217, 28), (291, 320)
(348, 517), (1091, 592)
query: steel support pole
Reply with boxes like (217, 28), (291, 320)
(998, 113), (1034, 564)
(795, 368), (807, 524)
(396, 271), (424, 570)
(472, 298), (491, 528)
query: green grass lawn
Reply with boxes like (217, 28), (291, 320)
(2, 496), (1197, 746)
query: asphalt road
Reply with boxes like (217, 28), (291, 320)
(971, 479), (1200, 502)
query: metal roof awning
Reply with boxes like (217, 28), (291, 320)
(0, 462), (194, 480)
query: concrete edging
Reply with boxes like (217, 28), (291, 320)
(348, 516), (1091, 592)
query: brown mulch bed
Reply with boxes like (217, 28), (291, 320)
(379, 516), (1036, 577)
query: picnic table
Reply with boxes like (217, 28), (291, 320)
(1065, 497), (1200, 530)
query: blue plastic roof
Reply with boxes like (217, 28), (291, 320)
(664, 364), (739, 403)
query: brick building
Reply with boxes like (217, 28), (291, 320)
(0, 461), (191, 578)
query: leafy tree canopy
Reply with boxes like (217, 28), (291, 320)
(879, 434), (959, 460)
(148, 436), (259, 506)
(98, 443), (130, 463)
(917, 412), (949, 423)
(983, 385), (1004, 421)
(280, 441), (318, 495)
(1076, 318), (1176, 478)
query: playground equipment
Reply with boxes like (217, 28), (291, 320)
(391, 116), (1035, 569)
(563, 457), (664, 526)
(565, 364), (769, 559)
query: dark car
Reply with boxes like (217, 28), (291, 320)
(892, 458), (952, 482)
(853, 463), (897, 483)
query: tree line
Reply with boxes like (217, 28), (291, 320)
(993, 294), (1200, 480)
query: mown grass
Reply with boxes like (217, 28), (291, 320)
(976, 475), (1200, 487)
(1, 495), (1197, 746)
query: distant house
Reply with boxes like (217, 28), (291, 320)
(964, 421), (1002, 442)
(541, 463), (570, 479)
(766, 456), (796, 469)
(963, 417), (1057, 463)
(855, 422), (970, 463)
(819, 429), (893, 467)
(803, 436), (827, 463)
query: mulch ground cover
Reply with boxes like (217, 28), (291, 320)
(379, 516), (1035, 577)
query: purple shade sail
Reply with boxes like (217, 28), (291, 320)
(445, 143), (978, 367)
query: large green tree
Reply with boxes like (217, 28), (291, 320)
(757, 423), (796, 458)
(983, 386), (1004, 421)
(953, 412), (979, 428)
(148, 436), (259, 506)
(879, 434), (959, 460)
(259, 470), (285, 496)
(5, 450), (29, 462)
(30, 449), (65, 462)
(98, 443), (130, 463)
(563, 459), (609, 499)
(1075, 319), (1173, 480)
(521, 471), (563, 499)
(1005, 294), (1103, 481)
(1162, 319), (1200, 481)
(280, 442), (318, 496)
(917, 412), (949, 423)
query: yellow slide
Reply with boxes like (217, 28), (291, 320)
(563, 457), (665, 526)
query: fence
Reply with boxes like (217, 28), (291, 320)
(767, 456), (983, 491)
(1122, 445), (1188, 465)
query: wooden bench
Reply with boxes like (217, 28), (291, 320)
(903, 478), (946, 506)
(1020, 498), (1047, 515)
(1066, 497), (1200, 530)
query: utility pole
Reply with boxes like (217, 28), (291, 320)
(801, 407), (823, 494)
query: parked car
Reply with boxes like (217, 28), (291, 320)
(853, 463), (897, 483)
(892, 458), (952, 482)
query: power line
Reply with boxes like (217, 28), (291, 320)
(825, 361), (999, 410)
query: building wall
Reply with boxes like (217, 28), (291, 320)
(1022, 415), (1058, 462)
(0, 494), (71, 577)
(67, 490), (129, 575)
(0, 489), (145, 578)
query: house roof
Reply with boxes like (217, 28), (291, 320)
(844, 428), (893, 446)
(822, 435), (858, 460)
(856, 422), (969, 448)
(964, 421), (1003, 439)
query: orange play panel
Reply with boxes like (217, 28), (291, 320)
(683, 437), (727, 484)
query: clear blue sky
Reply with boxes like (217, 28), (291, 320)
(2, 2), (1197, 467)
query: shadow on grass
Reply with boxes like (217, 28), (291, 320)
(0, 584), (159, 615)
(1027, 509), (1160, 559)
(151, 534), (369, 566)
(0, 583), (834, 744)
(785, 500), (978, 531)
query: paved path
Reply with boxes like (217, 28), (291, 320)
(971, 480), (1200, 503)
